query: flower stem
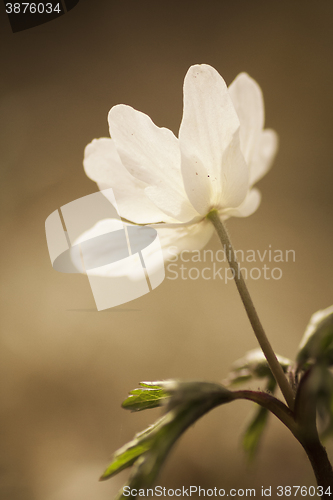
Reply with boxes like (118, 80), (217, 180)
(207, 210), (295, 410)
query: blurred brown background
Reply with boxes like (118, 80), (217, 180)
(1, 1), (333, 498)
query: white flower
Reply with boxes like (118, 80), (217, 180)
(78, 64), (277, 271)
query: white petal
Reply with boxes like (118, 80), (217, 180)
(218, 131), (249, 209)
(108, 105), (198, 222)
(228, 73), (264, 165)
(222, 188), (261, 218)
(179, 64), (243, 215)
(83, 138), (176, 224)
(156, 219), (215, 258)
(250, 129), (278, 186)
(228, 73), (278, 187)
(144, 185), (199, 223)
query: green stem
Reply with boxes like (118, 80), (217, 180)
(207, 210), (295, 410)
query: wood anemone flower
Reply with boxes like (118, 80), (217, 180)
(79, 64), (278, 268)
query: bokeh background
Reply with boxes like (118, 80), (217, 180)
(1, 1), (333, 498)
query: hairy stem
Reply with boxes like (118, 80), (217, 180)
(207, 210), (295, 410)
(233, 389), (297, 435)
(302, 440), (333, 495)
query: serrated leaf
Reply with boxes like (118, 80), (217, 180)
(100, 438), (153, 480)
(122, 381), (177, 412)
(122, 388), (168, 412)
(102, 380), (235, 499)
(296, 306), (333, 370)
(102, 380), (295, 500)
(226, 349), (291, 386)
(100, 415), (169, 481)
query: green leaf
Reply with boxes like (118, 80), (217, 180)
(296, 305), (333, 371)
(100, 415), (166, 481)
(101, 380), (235, 499)
(307, 366), (333, 438)
(293, 363), (333, 444)
(102, 380), (295, 499)
(243, 406), (269, 459)
(122, 381), (174, 412)
(100, 436), (153, 479)
(226, 349), (291, 385)
(242, 378), (276, 460)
